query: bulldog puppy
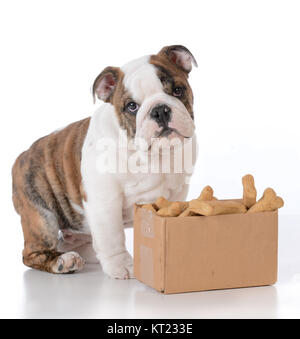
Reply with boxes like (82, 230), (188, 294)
(12, 45), (198, 278)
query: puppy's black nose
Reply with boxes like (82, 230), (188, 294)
(150, 104), (171, 126)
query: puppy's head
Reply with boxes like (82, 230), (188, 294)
(93, 45), (197, 150)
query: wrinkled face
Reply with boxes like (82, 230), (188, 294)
(93, 45), (197, 150)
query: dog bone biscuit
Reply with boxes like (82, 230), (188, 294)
(154, 197), (172, 210)
(247, 188), (284, 213)
(198, 186), (214, 201)
(168, 202), (184, 217)
(178, 208), (196, 217)
(242, 174), (257, 208)
(189, 199), (247, 216)
(142, 204), (157, 213)
(157, 202), (188, 217)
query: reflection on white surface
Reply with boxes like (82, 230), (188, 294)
(20, 266), (280, 319)
(0, 215), (299, 319)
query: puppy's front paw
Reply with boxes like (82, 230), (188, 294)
(101, 252), (134, 279)
(52, 251), (85, 274)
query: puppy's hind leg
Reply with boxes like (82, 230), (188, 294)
(20, 203), (85, 274)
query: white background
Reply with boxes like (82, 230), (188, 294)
(0, 0), (299, 319)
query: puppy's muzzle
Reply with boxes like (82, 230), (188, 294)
(150, 104), (172, 127)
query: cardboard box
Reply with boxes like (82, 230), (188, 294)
(133, 203), (278, 294)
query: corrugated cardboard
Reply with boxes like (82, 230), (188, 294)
(133, 203), (278, 294)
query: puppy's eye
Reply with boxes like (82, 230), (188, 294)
(173, 87), (183, 97)
(126, 102), (139, 114)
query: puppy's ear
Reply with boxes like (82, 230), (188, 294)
(158, 45), (198, 73)
(92, 67), (121, 103)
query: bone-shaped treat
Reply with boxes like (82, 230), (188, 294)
(178, 185), (217, 217)
(247, 188), (284, 213)
(178, 207), (196, 217)
(198, 186), (214, 201)
(154, 197), (172, 210)
(242, 174), (257, 208)
(189, 199), (247, 216)
(157, 201), (188, 217)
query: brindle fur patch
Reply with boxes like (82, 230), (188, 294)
(12, 118), (90, 273)
(112, 77), (137, 139)
(93, 67), (137, 139)
(150, 53), (194, 120)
